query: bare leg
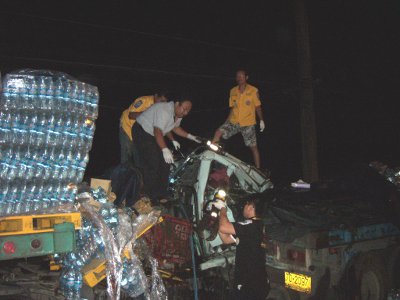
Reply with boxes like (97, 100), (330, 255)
(249, 145), (261, 169)
(212, 129), (223, 143)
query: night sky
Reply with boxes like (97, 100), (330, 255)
(1, 0), (399, 183)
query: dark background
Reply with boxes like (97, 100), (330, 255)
(1, 0), (399, 183)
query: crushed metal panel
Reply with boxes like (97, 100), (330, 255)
(199, 150), (273, 193)
(200, 250), (236, 271)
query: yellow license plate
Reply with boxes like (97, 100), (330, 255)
(284, 272), (312, 294)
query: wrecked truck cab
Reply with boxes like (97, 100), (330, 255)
(169, 151), (400, 299)
(169, 144), (273, 268)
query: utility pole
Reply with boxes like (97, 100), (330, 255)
(293, 0), (319, 182)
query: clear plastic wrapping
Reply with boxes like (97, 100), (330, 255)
(79, 197), (123, 300)
(121, 252), (148, 298)
(59, 187), (166, 300)
(149, 257), (168, 300)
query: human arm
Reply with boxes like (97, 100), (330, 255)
(154, 127), (174, 163)
(154, 127), (168, 150)
(219, 232), (236, 244)
(256, 106), (264, 122)
(256, 106), (265, 132)
(166, 131), (180, 150)
(127, 98), (149, 120)
(255, 91), (265, 132)
(166, 131), (174, 141)
(128, 111), (142, 120)
(219, 207), (235, 235)
(218, 207), (236, 244)
(172, 126), (189, 138)
(173, 127), (201, 143)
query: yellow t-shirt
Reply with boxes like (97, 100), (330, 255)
(120, 95), (155, 140)
(229, 84), (261, 126)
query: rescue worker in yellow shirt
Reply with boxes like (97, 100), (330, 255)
(119, 90), (168, 166)
(212, 70), (265, 169)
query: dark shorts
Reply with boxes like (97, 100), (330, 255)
(219, 121), (257, 147)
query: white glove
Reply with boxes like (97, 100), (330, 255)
(162, 148), (174, 164)
(187, 134), (201, 143)
(259, 120), (265, 132)
(172, 140), (180, 150)
(213, 199), (226, 210)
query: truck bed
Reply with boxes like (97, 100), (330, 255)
(263, 164), (400, 243)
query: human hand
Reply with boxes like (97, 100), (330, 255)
(187, 134), (202, 143)
(213, 199), (226, 210)
(172, 140), (181, 150)
(260, 120), (265, 132)
(162, 148), (174, 164)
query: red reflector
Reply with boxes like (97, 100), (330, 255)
(287, 249), (305, 263)
(3, 241), (16, 254)
(329, 247), (339, 255)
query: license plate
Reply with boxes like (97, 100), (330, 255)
(284, 272), (312, 294)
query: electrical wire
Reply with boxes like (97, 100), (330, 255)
(0, 54), (234, 81)
(0, 10), (296, 61)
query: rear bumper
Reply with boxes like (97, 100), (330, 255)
(0, 222), (76, 260)
(266, 264), (334, 299)
(266, 265), (316, 297)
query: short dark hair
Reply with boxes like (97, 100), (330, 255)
(154, 89), (169, 99)
(236, 69), (249, 77)
(176, 93), (193, 105)
(245, 194), (265, 217)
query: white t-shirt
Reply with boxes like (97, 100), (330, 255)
(137, 102), (182, 136)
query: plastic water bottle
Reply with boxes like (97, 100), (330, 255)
(60, 266), (82, 300)
(63, 113), (72, 134)
(62, 79), (72, 109)
(75, 82), (85, 113)
(54, 77), (65, 111)
(68, 81), (78, 113)
(17, 80), (28, 110)
(38, 76), (48, 110)
(2, 77), (19, 109)
(45, 77), (55, 110)
(21, 76), (33, 110)
(27, 76), (38, 110)
(75, 236), (99, 267)
(90, 85), (99, 118)
(0, 110), (11, 129)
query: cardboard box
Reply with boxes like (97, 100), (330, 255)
(90, 178), (112, 195)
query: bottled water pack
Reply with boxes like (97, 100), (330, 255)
(59, 266), (83, 300)
(0, 69), (99, 216)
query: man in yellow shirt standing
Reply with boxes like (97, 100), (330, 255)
(213, 70), (265, 169)
(119, 90), (168, 166)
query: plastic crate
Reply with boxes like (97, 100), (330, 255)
(144, 215), (192, 264)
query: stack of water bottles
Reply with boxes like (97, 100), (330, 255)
(0, 69), (99, 216)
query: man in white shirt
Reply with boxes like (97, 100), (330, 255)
(132, 99), (200, 204)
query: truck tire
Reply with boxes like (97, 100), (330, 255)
(356, 255), (388, 300)
(387, 247), (400, 290)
